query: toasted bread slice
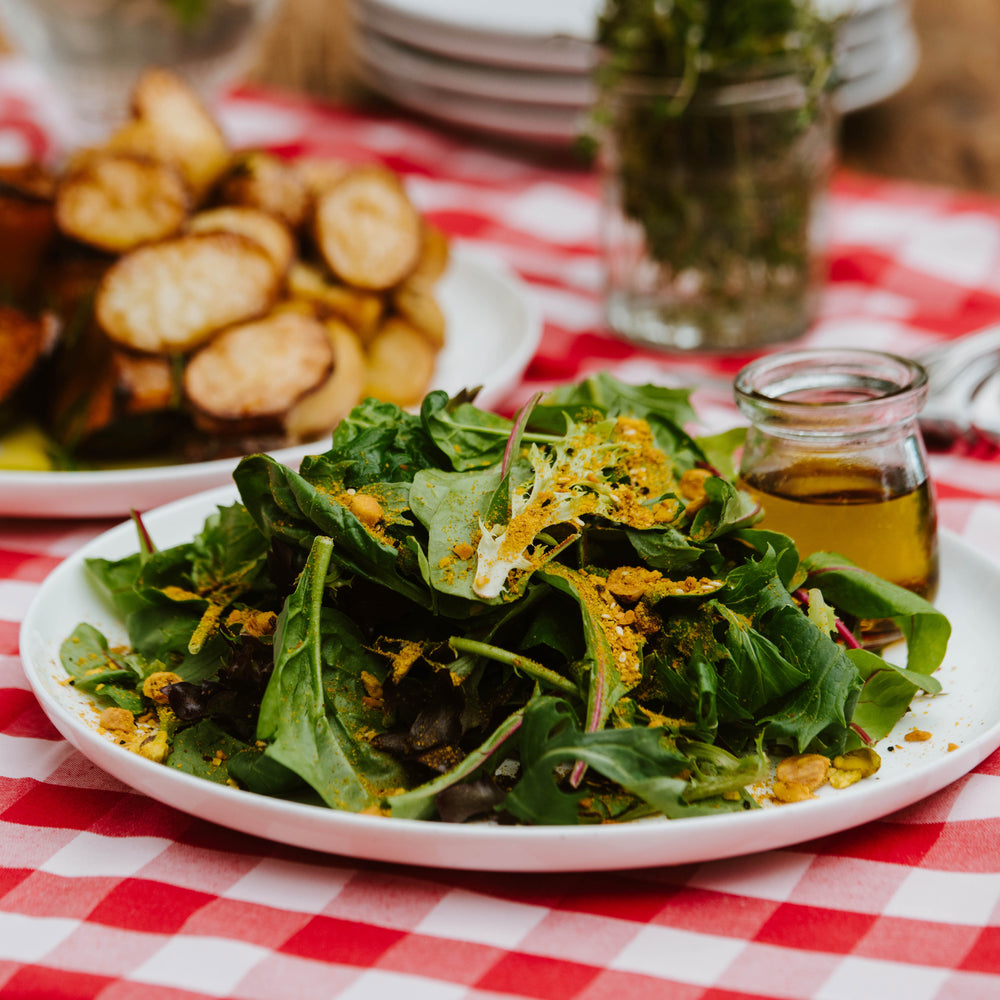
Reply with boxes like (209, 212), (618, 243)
(56, 152), (189, 253)
(314, 166), (422, 291)
(96, 231), (280, 354)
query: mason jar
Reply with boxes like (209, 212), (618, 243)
(597, 72), (836, 352)
(734, 348), (938, 645)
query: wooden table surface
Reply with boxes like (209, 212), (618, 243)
(247, 0), (1000, 196)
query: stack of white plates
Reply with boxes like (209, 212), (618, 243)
(351, 0), (920, 146)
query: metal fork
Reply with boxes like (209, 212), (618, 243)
(918, 324), (1000, 445)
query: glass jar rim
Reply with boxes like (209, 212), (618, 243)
(734, 348), (929, 430)
(597, 70), (813, 112)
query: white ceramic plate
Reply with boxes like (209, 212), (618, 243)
(358, 63), (585, 145)
(835, 25), (919, 113)
(20, 495), (1000, 873)
(0, 247), (541, 519)
(352, 0), (598, 72)
(357, 27), (594, 107)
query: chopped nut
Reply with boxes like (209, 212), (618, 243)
(832, 747), (881, 777)
(137, 729), (170, 763)
(775, 753), (830, 792)
(678, 468), (712, 513)
(99, 706), (134, 733)
(772, 779), (816, 803)
(142, 671), (182, 704)
(347, 492), (383, 527)
(605, 565), (662, 603)
(828, 768), (863, 789)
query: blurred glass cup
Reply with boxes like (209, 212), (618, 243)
(0, 0), (282, 143)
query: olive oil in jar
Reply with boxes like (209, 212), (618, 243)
(733, 349), (939, 647)
(739, 461), (939, 602)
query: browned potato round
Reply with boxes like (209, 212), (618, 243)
(96, 231), (280, 354)
(314, 167), (422, 291)
(187, 205), (296, 277)
(56, 152), (189, 253)
(285, 318), (367, 441)
(217, 150), (309, 230)
(105, 67), (230, 199)
(392, 280), (446, 349)
(409, 223), (451, 284)
(184, 311), (334, 433)
(363, 316), (437, 407)
(285, 261), (384, 341)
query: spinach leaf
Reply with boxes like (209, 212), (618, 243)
(235, 454), (432, 608)
(803, 552), (951, 675)
(257, 535), (403, 810)
(422, 390), (517, 471)
(504, 695), (747, 825)
(60, 623), (144, 713)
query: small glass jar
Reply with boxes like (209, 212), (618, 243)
(597, 73), (836, 352)
(734, 349), (938, 645)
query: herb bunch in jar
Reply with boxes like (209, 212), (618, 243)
(594, 0), (839, 352)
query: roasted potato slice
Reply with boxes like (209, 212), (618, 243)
(392, 280), (446, 349)
(96, 231), (280, 354)
(363, 316), (437, 408)
(187, 205), (296, 277)
(294, 156), (352, 199)
(56, 152), (189, 253)
(314, 166), (422, 290)
(105, 68), (230, 199)
(184, 311), (334, 434)
(0, 306), (59, 404)
(285, 261), (384, 339)
(409, 223), (451, 285)
(285, 318), (366, 441)
(217, 150), (309, 230)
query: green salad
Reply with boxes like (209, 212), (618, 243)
(61, 375), (949, 825)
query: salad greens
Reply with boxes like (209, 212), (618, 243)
(61, 375), (949, 825)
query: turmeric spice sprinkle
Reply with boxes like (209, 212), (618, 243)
(56, 373), (950, 826)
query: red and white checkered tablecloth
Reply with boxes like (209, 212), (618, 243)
(2, 57), (1000, 1000)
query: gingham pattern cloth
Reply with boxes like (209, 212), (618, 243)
(2, 57), (1000, 1000)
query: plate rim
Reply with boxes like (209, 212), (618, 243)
(18, 486), (1000, 872)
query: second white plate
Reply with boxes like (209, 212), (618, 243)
(0, 246), (541, 519)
